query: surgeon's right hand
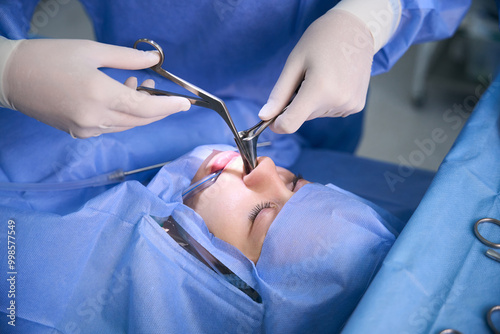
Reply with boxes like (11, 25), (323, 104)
(0, 38), (191, 138)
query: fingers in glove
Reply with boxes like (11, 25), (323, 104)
(268, 76), (322, 134)
(69, 112), (168, 138)
(99, 112), (167, 129)
(99, 73), (191, 118)
(124, 76), (138, 89)
(93, 41), (161, 70)
(124, 77), (156, 91)
(259, 55), (304, 121)
(139, 78), (155, 89)
(270, 68), (369, 133)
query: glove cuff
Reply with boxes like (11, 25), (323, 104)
(332, 0), (401, 52)
(0, 36), (24, 110)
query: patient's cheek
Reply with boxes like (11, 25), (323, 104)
(186, 176), (233, 214)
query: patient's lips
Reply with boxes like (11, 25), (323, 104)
(210, 151), (240, 174)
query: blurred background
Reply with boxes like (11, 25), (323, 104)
(30, 0), (500, 172)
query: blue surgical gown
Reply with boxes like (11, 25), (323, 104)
(0, 0), (471, 152)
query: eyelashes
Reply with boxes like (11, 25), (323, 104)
(292, 173), (303, 191)
(249, 201), (272, 224)
(247, 173), (303, 224)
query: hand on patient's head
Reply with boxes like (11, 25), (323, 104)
(184, 150), (308, 263)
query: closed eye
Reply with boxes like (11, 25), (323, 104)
(249, 201), (272, 224)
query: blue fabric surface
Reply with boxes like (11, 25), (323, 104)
(0, 144), (398, 333)
(343, 75), (500, 333)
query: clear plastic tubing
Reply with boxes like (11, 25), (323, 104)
(0, 162), (168, 192)
(0, 170), (126, 192)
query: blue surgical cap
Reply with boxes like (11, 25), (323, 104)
(256, 183), (398, 333)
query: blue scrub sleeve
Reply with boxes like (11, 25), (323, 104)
(373, 0), (472, 75)
(0, 1), (38, 39)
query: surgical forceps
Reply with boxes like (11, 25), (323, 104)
(133, 39), (281, 173)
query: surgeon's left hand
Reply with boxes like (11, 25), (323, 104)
(258, 9), (375, 134)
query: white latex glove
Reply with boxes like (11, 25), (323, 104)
(2, 39), (191, 138)
(258, 9), (375, 134)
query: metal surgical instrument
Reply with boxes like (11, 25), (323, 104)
(182, 170), (222, 201)
(133, 38), (257, 173)
(238, 107), (286, 171)
(440, 305), (500, 334)
(181, 142), (272, 201)
(474, 217), (500, 263)
(487, 305), (500, 334)
(152, 215), (262, 303)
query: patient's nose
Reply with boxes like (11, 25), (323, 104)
(243, 157), (287, 192)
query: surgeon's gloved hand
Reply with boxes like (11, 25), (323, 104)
(1, 38), (191, 138)
(259, 9), (375, 134)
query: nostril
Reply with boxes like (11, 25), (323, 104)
(242, 171), (254, 186)
(242, 164), (260, 187)
(243, 157), (275, 187)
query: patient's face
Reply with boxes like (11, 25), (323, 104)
(184, 151), (309, 263)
